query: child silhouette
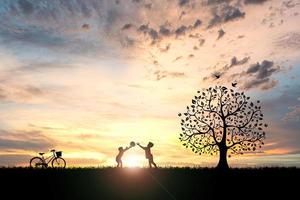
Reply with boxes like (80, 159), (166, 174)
(137, 142), (157, 168)
(116, 142), (135, 168)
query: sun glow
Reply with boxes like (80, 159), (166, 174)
(123, 155), (143, 168)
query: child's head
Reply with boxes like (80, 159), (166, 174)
(118, 147), (123, 151)
(147, 142), (154, 147)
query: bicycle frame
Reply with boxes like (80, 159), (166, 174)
(40, 152), (57, 165)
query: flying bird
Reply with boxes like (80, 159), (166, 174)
(212, 72), (221, 79)
(232, 82), (237, 87)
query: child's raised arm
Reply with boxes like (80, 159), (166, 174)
(137, 143), (146, 150)
(124, 146), (131, 151)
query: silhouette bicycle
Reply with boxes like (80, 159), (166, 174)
(30, 149), (66, 168)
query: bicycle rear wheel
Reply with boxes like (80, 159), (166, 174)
(30, 157), (45, 168)
(52, 157), (66, 168)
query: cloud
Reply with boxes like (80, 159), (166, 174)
(282, 0), (300, 8)
(242, 60), (280, 90)
(0, 83), (46, 103)
(122, 23), (133, 30)
(179, 11), (186, 20)
(15, 61), (75, 72)
(217, 28), (225, 39)
(148, 28), (159, 40)
(0, 138), (50, 151)
(222, 56), (250, 70)
(1, 0), (213, 52)
(159, 25), (172, 36)
(138, 23), (149, 32)
(275, 32), (300, 50)
(153, 70), (185, 81)
(202, 56), (255, 86)
(0, 87), (7, 100)
(189, 33), (200, 38)
(132, 0), (141, 3)
(0, 154), (32, 166)
(193, 19), (202, 28)
(82, 23), (90, 30)
(243, 78), (277, 90)
(258, 86), (300, 156)
(216, 59), (280, 90)
(283, 105), (300, 122)
(229, 56), (250, 67)
(199, 38), (205, 46)
(0, 129), (54, 151)
(159, 43), (171, 52)
(137, 24), (159, 43)
(18, 0), (34, 15)
(144, 3), (152, 10)
(208, 4), (245, 28)
(136, 18), (203, 43)
(120, 36), (136, 47)
(204, 0), (231, 5)
(173, 56), (183, 62)
(0, 0), (299, 167)
(0, 26), (68, 48)
(223, 8), (245, 22)
(175, 25), (188, 37)
(246, 60), (278, 79)
(263, 86), (300, 113)
(28, 123), (67, 131)
(24, 85), (44, 96)
(244, 0), (268, 4)
(10, 0), (96, 21)
(178, 0), (190, 7)
(0, 0), (136, 57)
(262, 80), (278, 90)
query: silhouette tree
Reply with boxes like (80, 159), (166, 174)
(178, 86), (267, 169)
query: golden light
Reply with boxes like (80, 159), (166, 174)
(123, 154), (143, 168)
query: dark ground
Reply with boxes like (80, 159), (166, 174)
(1, 167), (299, 200)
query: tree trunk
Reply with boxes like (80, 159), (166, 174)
(217, 146), (229, 170)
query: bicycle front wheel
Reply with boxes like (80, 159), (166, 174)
(30, 157), (45, 168)
(52, 157), (66, 168)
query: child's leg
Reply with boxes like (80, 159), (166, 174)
(120, 160), (123, 168)
(150, 157), (157, 168)
(151, 160), (157, 168)
(148, 159), (152, 168)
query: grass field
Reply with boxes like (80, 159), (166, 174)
(1, 167), (299, 200)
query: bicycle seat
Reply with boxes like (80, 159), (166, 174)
(50, 149), (56, 152)
(39, 153), (45, 155)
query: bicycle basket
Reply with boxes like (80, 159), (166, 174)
(56, 151), (62, 157)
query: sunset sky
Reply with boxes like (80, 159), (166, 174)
(0, 0), (300, 167)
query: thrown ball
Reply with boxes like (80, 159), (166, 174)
(130, 141), (136, 147)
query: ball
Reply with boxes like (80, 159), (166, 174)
(130, 141), (136, 147)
